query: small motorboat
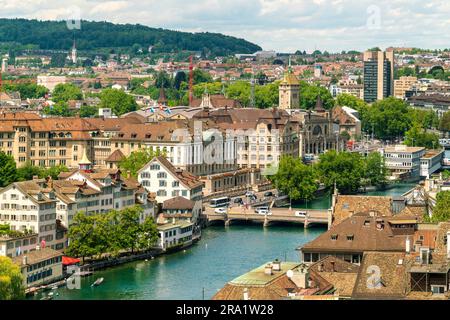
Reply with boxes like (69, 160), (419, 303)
(91, 277), (104, 287)
(40, 295), (53, 300)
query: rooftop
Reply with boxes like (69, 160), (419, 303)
(229, 261), (300, 286)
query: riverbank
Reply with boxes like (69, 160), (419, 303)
(32, 223), (325, 300)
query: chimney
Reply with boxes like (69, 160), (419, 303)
(272, 259), (281, 271)
(406, 236), (411, 254)
(243, 288), (249, 300)
(22, 256), (28, 266)
(264, 264), (273, 275)
(290, 266), (309, 289)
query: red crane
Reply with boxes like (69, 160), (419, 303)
(189, 55), (194, 106)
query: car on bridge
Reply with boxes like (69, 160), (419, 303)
(295, 211), (308, 217)
(233, 197), (243, 205)
(263, 191), (274, 197)
(254, 206), (269, 213)
(215, 207), (228, 214)
(256, 208), (272, 215)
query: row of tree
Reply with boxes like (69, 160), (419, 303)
(268, 151), (387, 201)
(66, 206), (159, 262)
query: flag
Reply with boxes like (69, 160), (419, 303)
(150, 107), (155, 113)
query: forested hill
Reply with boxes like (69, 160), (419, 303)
(0, 19), (262, 56)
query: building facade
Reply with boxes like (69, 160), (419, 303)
(363, 50), (394, 103)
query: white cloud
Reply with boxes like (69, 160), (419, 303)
(0, 0), (448, 52)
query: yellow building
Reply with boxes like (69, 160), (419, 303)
(279, 68), (300, 109)
(394, 76), (418, 99)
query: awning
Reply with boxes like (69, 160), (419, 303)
(62, 256), (80, 266)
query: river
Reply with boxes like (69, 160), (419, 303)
(41, 183), (415, 300)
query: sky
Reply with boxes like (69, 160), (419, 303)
(0, 0), (449, 52)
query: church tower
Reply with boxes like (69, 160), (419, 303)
(279, 58), (300, 110)
(71, 39), (77, 64)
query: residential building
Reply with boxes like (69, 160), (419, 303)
(157, 220), (194, 250)
(13, 247), (63, 288)
(332, 106), (362, 138)
(394, 76), (418, 99)
(381, 145), (426, 180)
(36, 75), (67, 92)
(137, 156), (203, 222)
(0, 181), (57, 248)
(363, 49), (394, 102)
(0, 233), (39, 258)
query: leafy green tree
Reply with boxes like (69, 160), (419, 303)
(0, 256), (25, 300)
(117, 206), (143, 253)
(439, 111), (450, 133)
(155, 71), (172, 88)
(17, 163), (42, 181)
(409, 109), (439, 129)
(66, 212), (102, 262)
(99, 88), (138, 116)
(366, 97), (411, 140)
(138, 216), (159, 250)
(300, 82), (334, 110)
(267, 156), (318, 201)
(193, 69), (213, 84)
(42, 102), (74, 117)
(430, 191), (450, 222)
(3, 83), (48, 99)
(0, 152), (17, 187)
(79, 105), (98, 118)
(118, 148), (164, 178)
(404, 123), (440, 149)
(41, 165), (69, 180)
(317, 150), (364, 194)
(52, 83), (83, 103)
(364, 152), (387, 187)
(226, 81), (251, 107)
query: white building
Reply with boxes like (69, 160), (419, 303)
(157, 220), (194, 250)
(382, 145), (426, 180)
(37, 75), (67, 92)
(0, 181), (57, 248)
(420, 149), (444, 177)
(0, 233), (39, 258)
(138, 156), (203, 222)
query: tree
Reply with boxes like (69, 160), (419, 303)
(118, 149), (164, 178)
(117, 206), (143, 253)
(17, 162), (42, 181)
(317, 150), (364, 194)
(267, 156), (318, 201)
(430, 191), (450, 222)
(42, 102), (74, 117)
(79, 105), (98, 118)
(41, 165), (69, 180)
(193, 69), (213, 84)
(404, 123), (440, 149)
(300, 82), (334, 110)
(366, 97), (411, 140)
(138, 216), (159, 250)
(155, 71), (172, 88)
(0, 256), (24, 300)
(439, 111), (450, 133)
(52, 83), (83, 103)
(99, 88), (138, 116)
(364, 152), (387, 188)
(66, 212), (102, 262)
(0, 151), (17, 187)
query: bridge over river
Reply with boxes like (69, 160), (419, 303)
(205, 206), (330, 228)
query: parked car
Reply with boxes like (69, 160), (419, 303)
(255, 206), (269, 213)
(295, 211), (308, 217)
(245, 191), (255, 197)
(215, 207), (227, 214)
(264, 191), (274, 197)
(256, 209), (272, 216)
(233, 197), (243, 204)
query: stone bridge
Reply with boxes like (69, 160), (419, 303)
(206, 207), (330, 228)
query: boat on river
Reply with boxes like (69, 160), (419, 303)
(91, 277), (104, 287)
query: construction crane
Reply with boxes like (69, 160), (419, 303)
(189, 55), (194, 106)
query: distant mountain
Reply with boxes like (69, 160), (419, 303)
(0, 18), (262, 56)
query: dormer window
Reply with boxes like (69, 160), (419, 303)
(364, 220), (370, 227)
(331, 234), (338, 241)
(347, 234), (354, 241)
(131, 133), (137, 138)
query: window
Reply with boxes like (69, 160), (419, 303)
(331, 234), (338, 240)
(347, 234), (354, 241)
